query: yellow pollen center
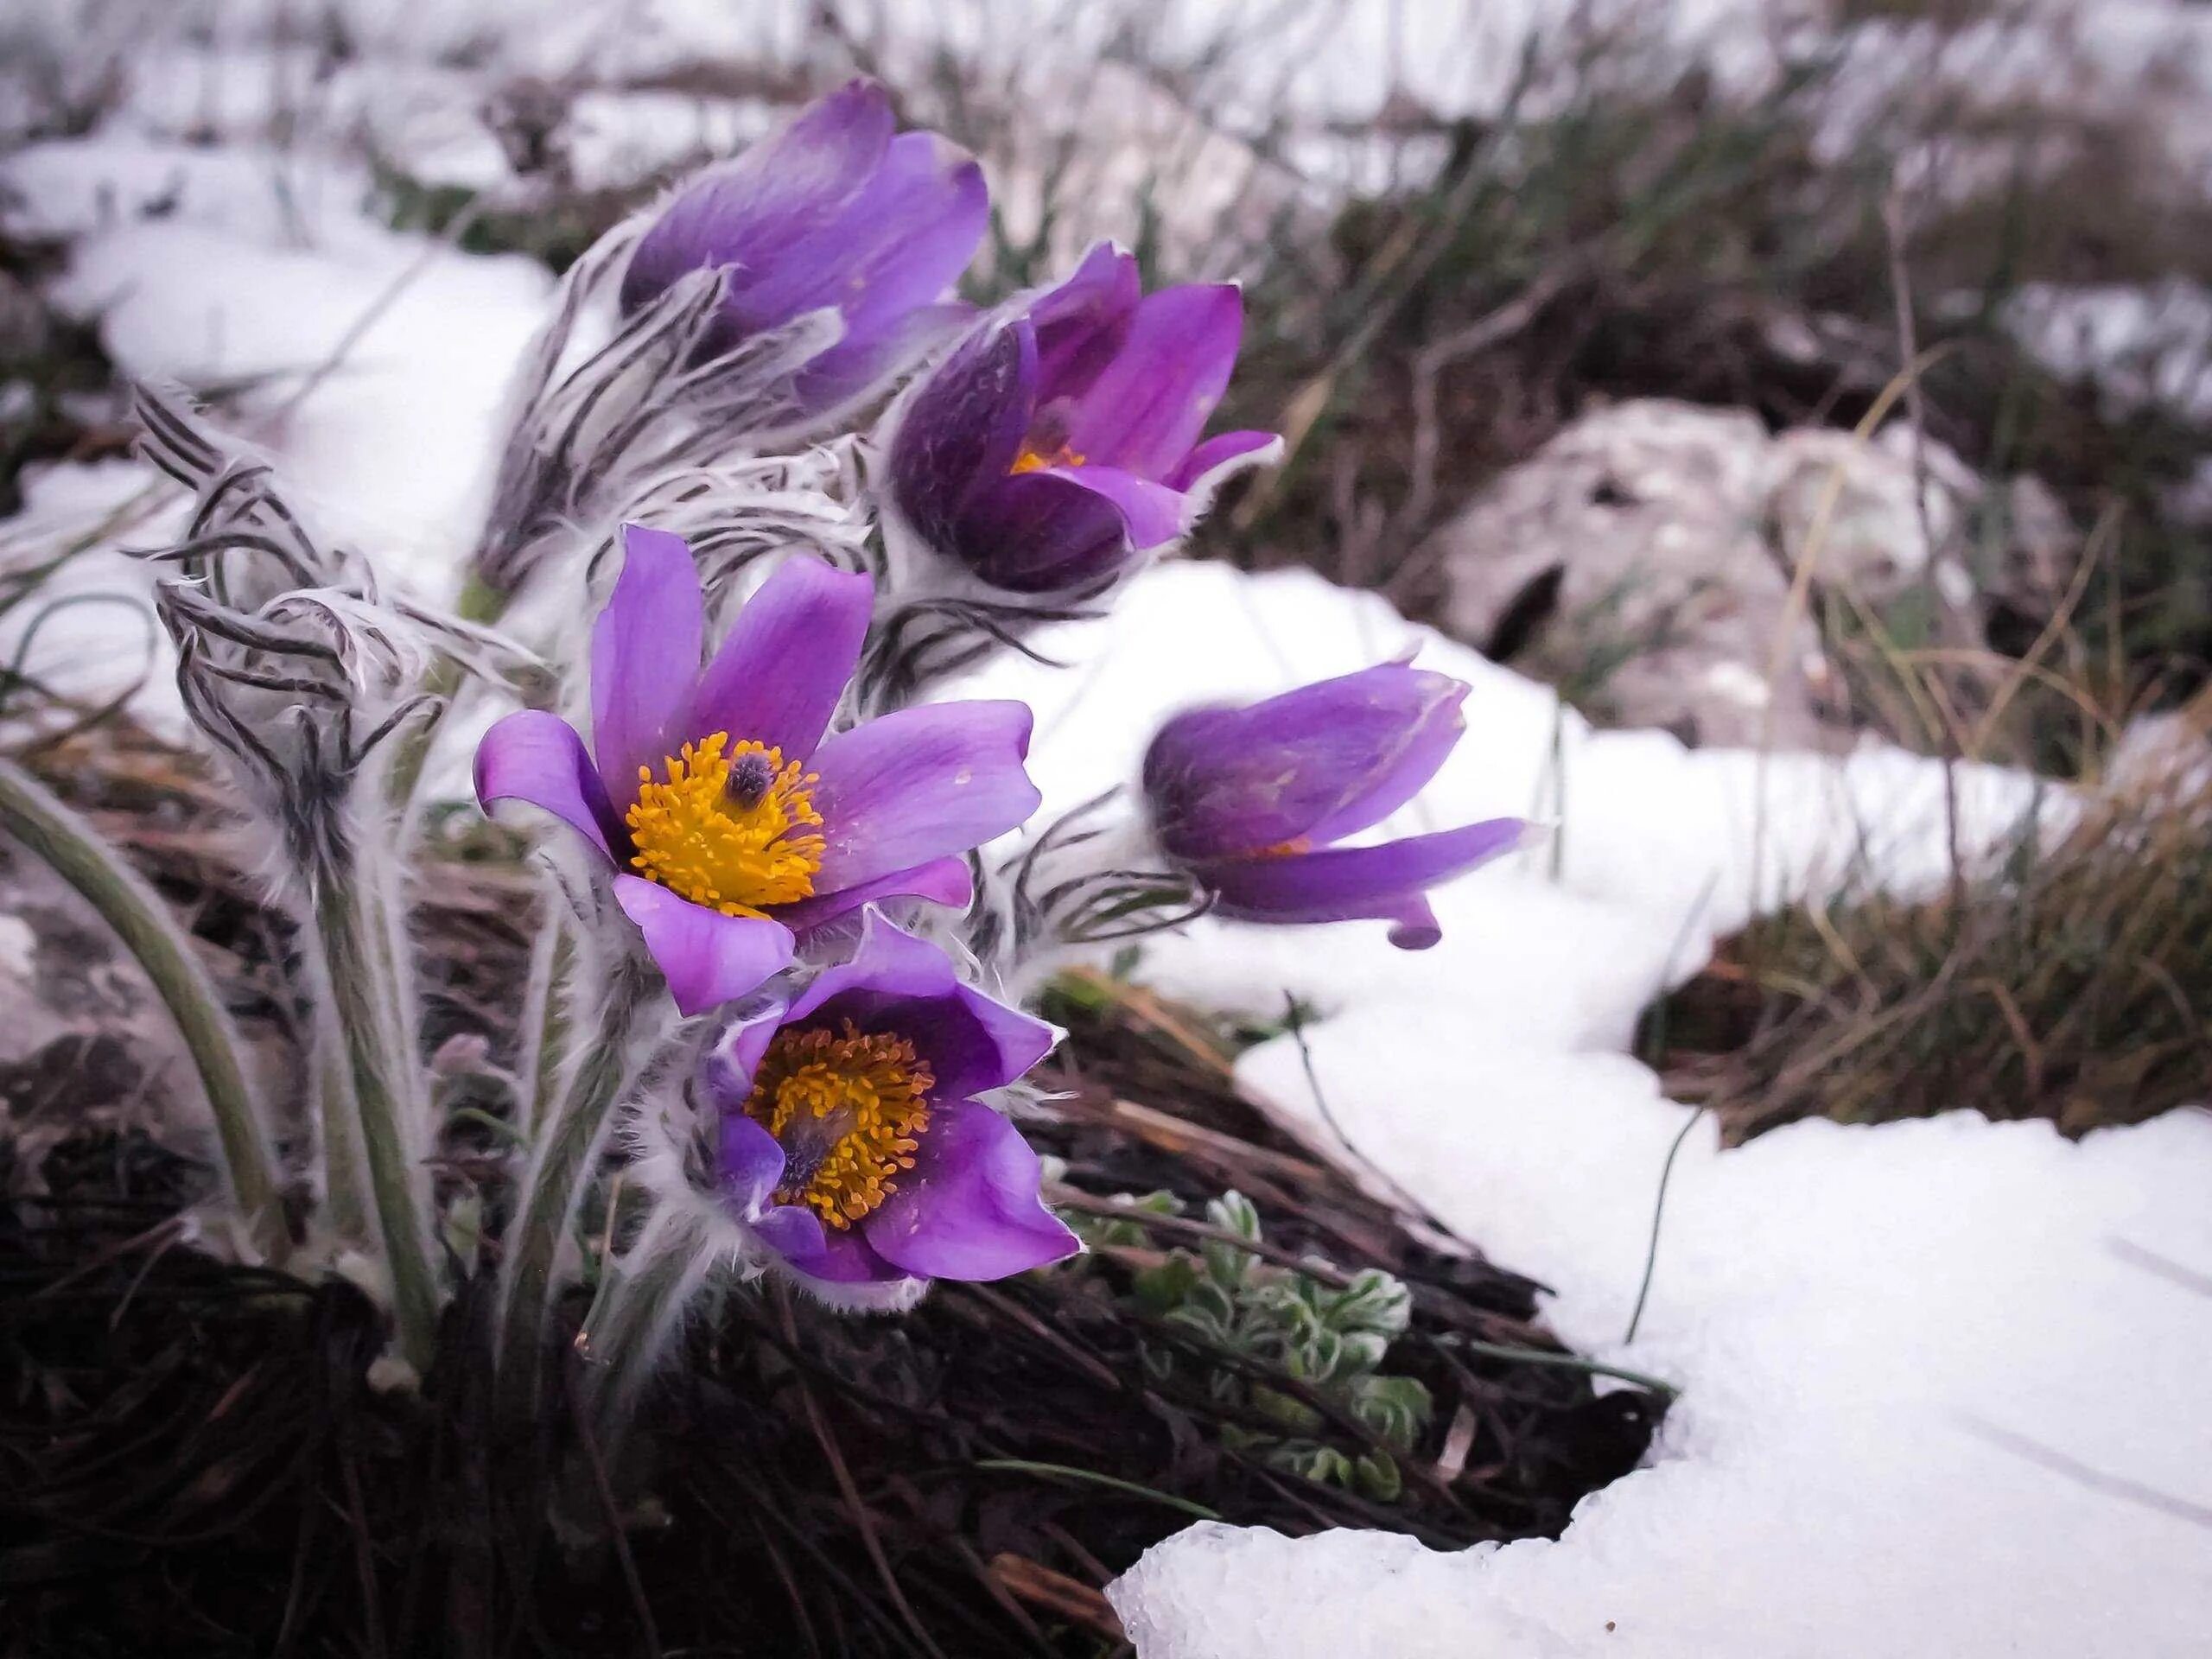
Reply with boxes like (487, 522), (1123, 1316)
(625, 732), (824, 918)
(1010, 442), (1087, 475)
(743, 1020), (935, 1228)
(1252, 836), (1315, 859)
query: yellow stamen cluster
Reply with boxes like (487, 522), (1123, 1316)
(1009, 442), (1087, 475)
(1252, 835), (1315, 860)
(625, 733), (824, 918)
(744, 1021), (935, 1228)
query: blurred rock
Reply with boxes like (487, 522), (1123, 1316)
(1430, 398), (2082, 748)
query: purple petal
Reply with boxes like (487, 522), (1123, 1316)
(733, 124), (981, 340)
(808, 132), (985, 345)
(622, 79), (893, 325)
(753, 1204), (911, 1283)
(1065, 283), (1244, 479)
(863, 1101), (1079, 1281)
(892, 318), (1037, 543)
(794, 300), (972, 416)
(613, 874), (794, 1014)
(717, 1113), (788, 1215)
(1042, 463), (1185, 550)
(689, 556), (872, 762)
(770, 855), (974, 933)
(1143, 666), (1470, 862)
(790, 912), (1055, 1101)
(806, 702), (1042, 892)
(1166, 429), (1282, 493)
(950, 468), (1131, 594)
(474, 709), (623, 861)
(590, 524), (703, 810)
(1029, 241), (1143, 404)
(1198, 818), (1527, 946)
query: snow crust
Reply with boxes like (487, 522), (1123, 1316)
(956, 571), (2212, 1658)
(1, 8), (2206, 1655)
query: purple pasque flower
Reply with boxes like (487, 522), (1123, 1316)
(475, 524), (1041, 1014)
(705, 912), (1078, 1304)
(620, 78), (987, 420)
(1141, 664), (1525, 950)
(889, 242), (1281, 594)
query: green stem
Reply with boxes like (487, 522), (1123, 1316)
(1446, 1337), (1679, 1400)
(497, 963), (650, 1420)
(315, 1039), (370, 1243)
(313, 874), (439, 1370)
(0, 760), (289, 1262)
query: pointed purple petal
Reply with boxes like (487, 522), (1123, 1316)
(806, 702), (1041, 892)
(717, 1113), (787, 1215)
(786, 907), (960, 1021)
(474, 709), (622, 861)
(950, 469), (1132, 594)
(1029, 241), (1143, 404)
(613, 874), (794, 1014)
(590, 524), (704, 809)
(1044, 463), (1185, 550)
(733, 125), (981, 340)
(863, 1101), (1079, 1281)
(892, 318), (1037, 543)
(622, 79), (893, 325)
(788, 912), (1054, 1101)
(1198, 819), (1526, 945)
(771, 855), (974, 934)
(1166, 429), (1282, 493)
(810, 133), (986, 342)
(1065, 283), (1243, 478)
(794, 300), (972, 416)
(1143, 666), (1470, 861)
(690, 556), (871, 762)
(754, 1204), (911, 1283)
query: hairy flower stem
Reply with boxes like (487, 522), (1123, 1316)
(579, 1205), (715, 1453)
(0, 760), (289, 1262)
(383, 575), (509, 812)
(496, 958), (652, 1422)
(313, 874), (439, 1370)
(515, 901), (575, 1139)
(315, 1040), (371, 1244)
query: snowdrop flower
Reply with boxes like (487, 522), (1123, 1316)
(888, 242), (1281, 595)
(704, 913), (1078, 1306)
(621, 78), (987, 423)
(475, 525), (1040, 1014)
(1140, 665), (1525, 949)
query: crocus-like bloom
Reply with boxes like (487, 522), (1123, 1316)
(1141, 664), (1524, 950)
(475, 525), (1040, 1014)
(621, 78), (987, 418)
(889, 242), (1281, 594)
(706, 913), (1078, 1301)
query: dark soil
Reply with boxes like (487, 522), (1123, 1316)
(0, 734), (1664, 1658)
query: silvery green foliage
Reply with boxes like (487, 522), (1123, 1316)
(136, 387), (522, 880)
(471, 223), (848, 602)
(1076, 1187), (1433, 1502)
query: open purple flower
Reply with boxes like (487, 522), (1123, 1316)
(1141, 664), (1525, 950)
(476, 524), (1041, 1014)
(704, 913), (1078, 1303)
(889, 242), (1281, 594)
(621, 78), (987, 420)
